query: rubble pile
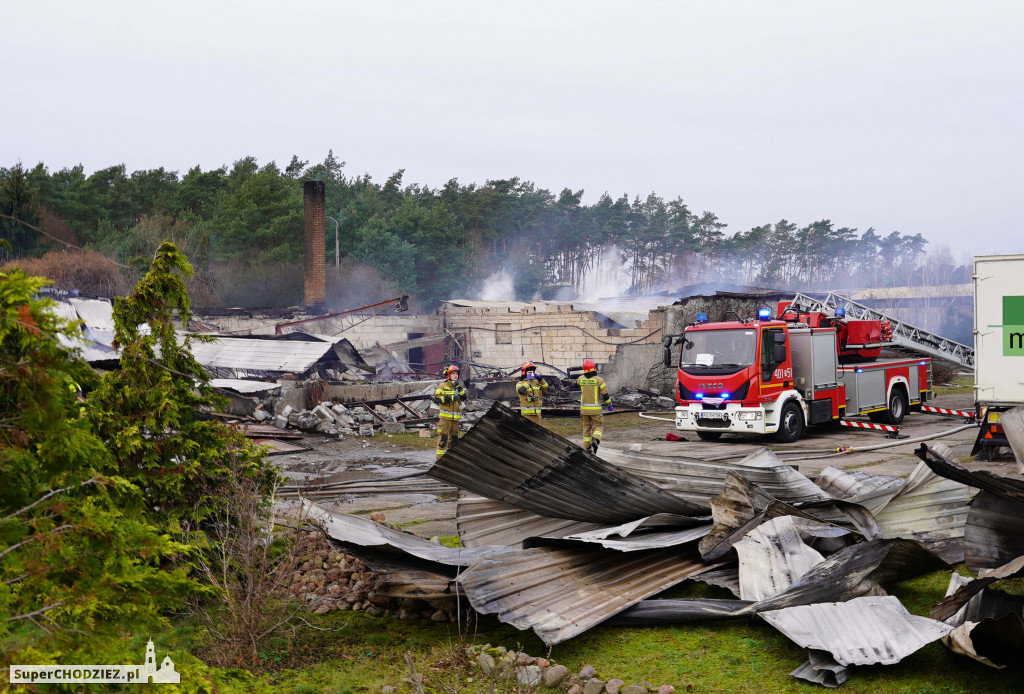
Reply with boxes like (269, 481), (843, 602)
(251, 381), (497, 437)
(613, 389), (675, 411)
(282, 531), (461, 622)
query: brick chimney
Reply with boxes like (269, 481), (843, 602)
(303, 180), (326, 308)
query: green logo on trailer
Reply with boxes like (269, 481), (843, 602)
(1005, 296), (1024, 356)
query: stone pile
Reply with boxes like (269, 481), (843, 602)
(282, 531), (460, 622)
(463, 645), (677, 694)
(613, 390), (675, 411)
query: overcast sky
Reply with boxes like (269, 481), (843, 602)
(2, 1), (1022, 261)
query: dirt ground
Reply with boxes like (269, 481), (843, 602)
(275, 383), (1017, 540)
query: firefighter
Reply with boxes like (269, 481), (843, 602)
(515, 361), (549, 425)
(433, 365), (469, 459)
(578, 359), (612, 454)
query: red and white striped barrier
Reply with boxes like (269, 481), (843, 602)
(840, 420), (905, 438)
(921, 406), (976, 421)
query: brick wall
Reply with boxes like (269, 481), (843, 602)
(303, 181), (326, 307)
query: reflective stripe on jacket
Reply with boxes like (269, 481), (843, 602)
(434, 381), (467, 418)
(516, 377), (548, 415)
(578, 375), (609, 412)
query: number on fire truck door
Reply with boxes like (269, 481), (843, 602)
(760, 328), (790, 395)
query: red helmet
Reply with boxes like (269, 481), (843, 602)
(443, 365), (460, 379)
(582, 359), (596, 372)
(521, 361), (536, 376)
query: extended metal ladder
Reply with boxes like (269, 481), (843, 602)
(787, 292), (974, 369)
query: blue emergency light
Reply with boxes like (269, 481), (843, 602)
(757, 308), (772, 320)
(835, 307), (846, 318)
(696, 312), (708, 324)
(721, 393), (730, 400)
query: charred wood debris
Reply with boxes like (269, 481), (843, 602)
(293, 403), (1024, 688)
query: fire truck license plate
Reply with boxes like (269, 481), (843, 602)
(697, 412), (728, 419)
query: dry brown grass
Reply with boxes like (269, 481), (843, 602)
(4, 248), (130, 297)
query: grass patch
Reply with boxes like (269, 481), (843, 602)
(40, 566), (1021, 693)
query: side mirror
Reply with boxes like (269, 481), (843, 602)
(663, 346), (672, 368)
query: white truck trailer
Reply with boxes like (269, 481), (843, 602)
(972, 254), (1024, 459)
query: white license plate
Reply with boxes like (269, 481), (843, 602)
(697, 412), (728, 419)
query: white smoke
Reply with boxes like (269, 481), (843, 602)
(478, 269), (516, 301)
(577, 245), (632, 301)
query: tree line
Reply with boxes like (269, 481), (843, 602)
(1, 155), (969, 310)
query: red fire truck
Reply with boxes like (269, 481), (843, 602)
(663, 303), (933, 442)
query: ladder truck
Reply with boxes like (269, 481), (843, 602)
(662, 303), (934, 442)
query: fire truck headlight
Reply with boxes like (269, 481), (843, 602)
(678, 411), (689, 419)
(737, 411), (762, 421)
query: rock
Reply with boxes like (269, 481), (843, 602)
(369, 512), (386, 522)
(397, 608), (417, 620)
(621, 686), (648, 694)
(254, 408), (272, 422)
(383, 421), (406, 434)
(605, 679), (625, 693)
(542, 664), (568, 688)
(313, 604), (331, 615)
(273, 415), (289, 429)
(331, 403), (349, 415)
(516, 652), (535, 666)
(296, 412), (319, 429)
(657, 686), (675, 694)
(430, 609), (447, 622)
(583, 679), (607, 694)
(535, 657), (549, 668)
(281, 404), (294, 417)
(627, 443), (643, 452)
(519, 665), (542, 687)
(381, 686), (396, 694)
(365, 605), (384, 617)
(656, 396), (676, 409)
(477, 653), (496, 674)
(579, 665), (597, 680)
(567, 686), (584, 694)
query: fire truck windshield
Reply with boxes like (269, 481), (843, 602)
(680, 329), (756, 368)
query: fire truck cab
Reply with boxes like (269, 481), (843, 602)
(664, 306), (932, 443)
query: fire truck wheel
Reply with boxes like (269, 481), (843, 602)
(877, 389), (908, 425)
(696, 431), (723, 441)
(775, 402), (805, 443)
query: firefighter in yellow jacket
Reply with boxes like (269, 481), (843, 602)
(515, 361), (549, 425)
(434, 365), (469, 459)
(578, 359), (611, 454)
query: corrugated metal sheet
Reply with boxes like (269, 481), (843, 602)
(69, 297), (115, 331)
(48, 297), (121, 362)
(931, 553), (1024, 622)
(603, 598), (753, 626)
(917, 444), (1024, 570)
(759, 595), (953, 666)
(873, 460), (969, 552)
(548, 516), (711, 552)
(735, 516), (842, 601)
(741, 538), (948, 615)
(814, 466), (906, 515)
(303, 501), (502, 567)
(456, 493), (605, 548)
(210, 378), (282, 394)
(428, 403), (704, 522)
(790, 650), (849, 688)
(600, 447), (832, 508)
(457, 544), (721, 645)
(187, 335), (338, 373)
